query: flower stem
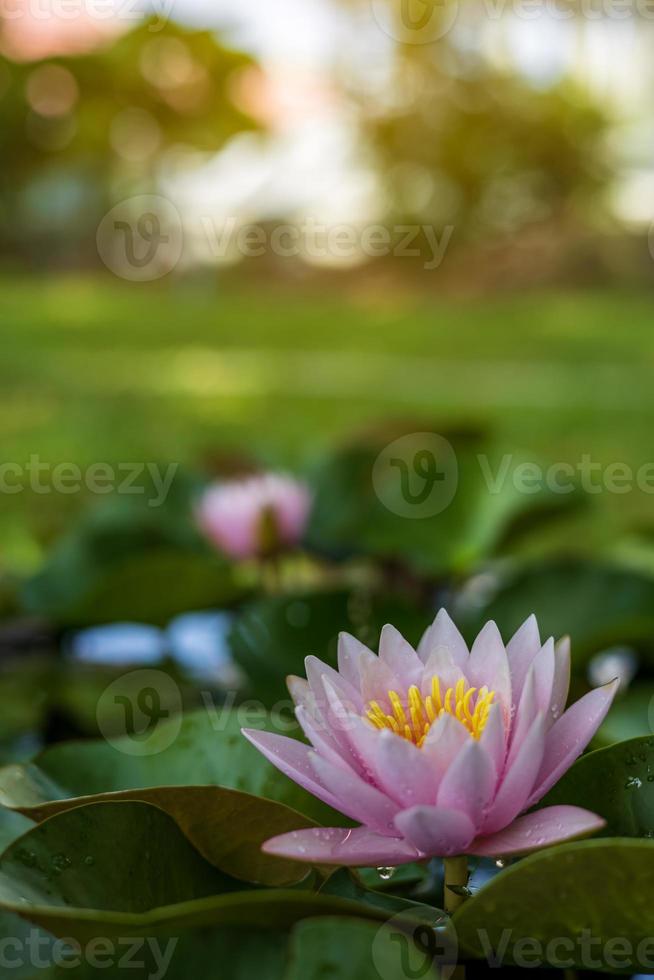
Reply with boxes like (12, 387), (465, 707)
(443, 855), (469, 914)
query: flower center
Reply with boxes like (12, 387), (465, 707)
(365, 677), (495, 747)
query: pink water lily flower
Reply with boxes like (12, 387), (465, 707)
(197, 472), (311, 560)
(243, 611), (617, 866)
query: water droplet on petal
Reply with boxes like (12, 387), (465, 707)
(377, 866), (396, 881)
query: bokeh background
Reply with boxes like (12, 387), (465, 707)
(1, 0), (654, 758)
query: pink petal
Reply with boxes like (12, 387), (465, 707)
(305, 656), (362, 711)
(506, 614), (541, 702)
(421, 713), (470, 784)
(337, 632), (376, 689)
(467, 622), (511, 720)
(419, 645), (465, 697)
(241, 729), (342, 812)
(395, 806), (476, 856)
(526, 679), (619, 807)
(482, 713), (546, 834)
(507, 667), (537, 765)
(288, 675), (342, 755)
(532, 638), (556, 715)
(550, 636), (571, 722)
(469, 805), (606, 857)
(263, 827), (422, 866)
(310, 752), (400, 834)
(350, 725), (437, 808)
(417, 609), (468, 667)
(378, 625), (423, 688)
(295, 705), (353, 772)
(478, 702), (507, 777)
(436, 739), (496, 829)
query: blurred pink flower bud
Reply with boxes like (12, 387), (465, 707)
(197, 472), (311, 560)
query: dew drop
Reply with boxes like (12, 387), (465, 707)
(625, 776), (643, 789)
(84, 856), (95, 866)
(377, 866), (396, 881)
(495, 858), (506, 868)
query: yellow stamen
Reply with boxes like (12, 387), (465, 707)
(365, 676), (496, 748)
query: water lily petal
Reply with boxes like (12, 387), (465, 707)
(263, 827), (422, 866)
(395, 806), (476, 856)
(467, 621), (511, 719)
(379, 624), (423, 688)
(482, 713), (546, 834)
(478, 701), (507, 777)
(305, 655), (362, 711)
(350, 725), (438, 808)
(506, 614), (541, 701)
(337, 632), (376, 689)
(421, 713), (470, 784)
(436, 739), (496, 828)
(532, 638), (556, 715)
(550, 636), (571, 722)
(417, 609), (468, 667)
(526, 679), (619, 807)
(310, 752), (400, 834)
(241, 729), (342, 811)
(469, 805), (605, 857)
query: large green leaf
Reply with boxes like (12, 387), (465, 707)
(22, 928), (289, 980)
(285, 917), (441, 980)
(306, 427), (580, 576)
(22, 490), (246, 626)
(0, 709), (346, 885)
(459, 559), (654, 665)
(544, 736), (654, 837)
(455, 839), (654, 971)
(0, 802), (410, 943)
(229, 590), (426, 703)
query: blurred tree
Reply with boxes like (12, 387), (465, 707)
(0, 19), (258, 261)
(348, 2), (613, 254)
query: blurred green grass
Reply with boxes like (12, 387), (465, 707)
(2, 273), (654, 567)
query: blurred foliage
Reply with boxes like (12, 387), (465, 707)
(0, 18), (256, 257)
(361, 25), (611, 243)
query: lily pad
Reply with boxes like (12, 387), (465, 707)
(306, 429), (580, 576)
(0, 801), (414, 943)
(543, 735), (654, 837)
(0, 709), (348, 885)
(285, 916), (441, 980)
(455, 838), (654, 971)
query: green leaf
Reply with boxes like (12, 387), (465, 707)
(285, 916), (441, 980)
(22, 490), (246, 626)
(596, 684), (654, 746)
(543, 735), (654, 837)
(229, 590), (425, 704)
(16, 928), (289, 980)
(306, 428), (580, 576)
(0, 709), (346, 885)
(459, 559), (654, 665)
(0, 801), (405, 943)
(454, 838), (654, 971)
